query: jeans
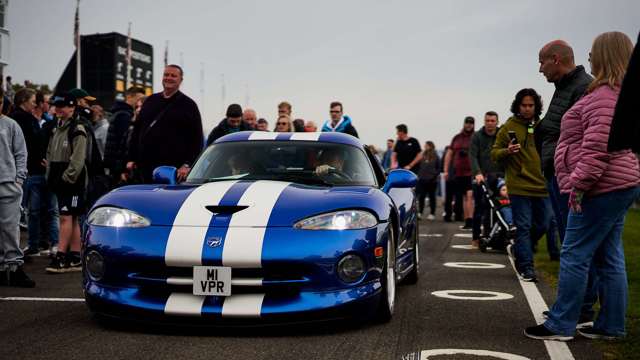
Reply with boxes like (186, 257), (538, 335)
(417, 179), (437, 215)
(510, 195), (551, 273)
(547, 176), (568, 242)
(544, 215), (560, 259)
(444, 179), (463, 220)
(545, 186), (639, 337)
(25, 175), (59, 249)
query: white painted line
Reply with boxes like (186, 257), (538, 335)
(0, 297), (85, 302)
(451, 245), (475, 250)
(431, 290), (513, 301)
(453, 233), (472, 238)
(507, 255), (575, 359)
(415, 349), (530, 360)
(420, 233), (443, 238)
(444, 262), (505, 269)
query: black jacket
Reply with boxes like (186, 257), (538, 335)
(537, 65), (592, 177)
(470, 126), (504, 177)
(206, 118), (252, 146)
(128, 91), (203, 183)
(609, 31), (640, 153)
(10, 107), (46, 175)
(103, 100), (134, 177)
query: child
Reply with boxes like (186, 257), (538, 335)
(495, 179), (513, 227)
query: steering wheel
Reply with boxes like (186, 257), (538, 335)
(326, 167), (352, 181)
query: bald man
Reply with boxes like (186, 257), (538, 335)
(537, 40), (592, 242)
(243, 108), (257, 129)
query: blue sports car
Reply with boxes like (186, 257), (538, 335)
(84, 131), (419, 324)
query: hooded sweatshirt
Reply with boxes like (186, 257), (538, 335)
(491, 116), (547, 197)
(321, 115), (359, 138)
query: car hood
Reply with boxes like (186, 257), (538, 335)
(94, 180), (390, 227)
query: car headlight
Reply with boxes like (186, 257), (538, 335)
(88, 207), (150, 228)
(294, 210), (377, 230)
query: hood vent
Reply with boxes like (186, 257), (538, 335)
(205, 205), (249, 215)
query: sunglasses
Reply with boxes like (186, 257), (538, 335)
(330, 110), (341, 114)
(277, 122), (288, 126)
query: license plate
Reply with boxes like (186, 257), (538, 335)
(193, 266), (232, 296)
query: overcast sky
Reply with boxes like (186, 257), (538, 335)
(6, 0), (639, 149)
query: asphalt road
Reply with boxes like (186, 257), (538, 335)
(1, 217), (602, 360)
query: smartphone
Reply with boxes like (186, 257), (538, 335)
(508, 131), (518, 145)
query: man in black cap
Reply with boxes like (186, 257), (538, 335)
(206, 103), (252, 146)
(127, 64), (204, 183)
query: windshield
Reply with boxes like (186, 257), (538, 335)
(187, 141), (377, 186)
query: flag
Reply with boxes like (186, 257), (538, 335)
(73, 0), (80, 47)
(164, 41), (169, 67)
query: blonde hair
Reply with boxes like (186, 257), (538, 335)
(275, 114), (293, 132)
(588, 31), (634, 93)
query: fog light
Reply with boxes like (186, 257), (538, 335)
(86, 250), (105, 281)
(337, 254), (365, 283)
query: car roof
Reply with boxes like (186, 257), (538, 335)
(215, 131), (364, 148)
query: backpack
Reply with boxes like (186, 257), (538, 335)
(67, 116), (110, 208)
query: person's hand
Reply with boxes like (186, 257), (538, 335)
(507, 143), (521, 154)
(41, 159), (48, 167)
(568, 188), (584, 213)
(475, 174), (485, 184)
(442, 172), (448, 181)
(176, 165), (190, 182)
(403, 165), (411, 170)
(120, 172), (129, 183)
(315, 165), (334, 176)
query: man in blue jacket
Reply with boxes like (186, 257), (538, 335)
(321, 101), (359, 138)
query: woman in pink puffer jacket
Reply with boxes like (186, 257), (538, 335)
(525, 31), (640, 341)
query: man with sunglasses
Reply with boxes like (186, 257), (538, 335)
(321, 101), (359, 138)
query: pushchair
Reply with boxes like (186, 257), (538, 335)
(477, 181), (515, 253)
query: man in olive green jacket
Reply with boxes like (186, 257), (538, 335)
(45, 93), (88, 274)
(491, 88), (550, 282)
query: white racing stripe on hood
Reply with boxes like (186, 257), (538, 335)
(165, 181), (238, 266)
(290, 132), (321, 141)
(221, 294), (266, 318)
(222, 181), (290, 268)
(248, 132), (279, 140)
(164, 293), (205, 316)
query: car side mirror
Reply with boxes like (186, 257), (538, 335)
(153, 166), (177, 185)
(383, 169), (417, 192)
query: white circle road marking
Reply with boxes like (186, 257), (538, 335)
(451, 245), (475, 250)
(444, 262), (506, 269)
(412, 349), (530, 360)
(419, 233), (443, 237)
(431, 290), (514, 301)
(453, 233), (472, 238)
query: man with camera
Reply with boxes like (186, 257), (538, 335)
(443, 117), (475, 230)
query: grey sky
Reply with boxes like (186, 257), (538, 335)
(6, 0), (639, 149)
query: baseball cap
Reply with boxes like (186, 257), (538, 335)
(226, 104), (243, 118)
(51, 93), (77, 107)
(69, 88), (96, 101)
(464, 116), (475, 124)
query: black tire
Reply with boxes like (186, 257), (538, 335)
(376, 228), (397, 323)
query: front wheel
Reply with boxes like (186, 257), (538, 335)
(376, 229), (397, 322)
(403, 225), (420, 284)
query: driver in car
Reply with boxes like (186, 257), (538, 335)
(314, 148), (348, 178)
(228, 154), (253, 176)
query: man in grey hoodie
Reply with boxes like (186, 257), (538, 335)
(0, 89), (35, 287)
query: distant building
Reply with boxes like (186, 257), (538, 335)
(0, 0), (9, 77)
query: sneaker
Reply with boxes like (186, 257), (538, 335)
(519, 269), (537, 282)
(427, 214), (435, 221)
(67, 257), (82, 272)
(577, 326), (623, 341)
(46, 254), (68, 274)
(23, 247), (41, 257)
(8, 267), (36, 288)
(48, 245), (58, 258)
(471, 239), (480, 249)
(524, 324), (573, 341)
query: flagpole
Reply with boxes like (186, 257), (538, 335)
(126, 22), (132, 89)
(75, 0), (81, 88)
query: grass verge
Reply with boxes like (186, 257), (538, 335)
(534, 208), (640, 359)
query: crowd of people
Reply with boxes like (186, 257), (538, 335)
(0, 30), (638, 342)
